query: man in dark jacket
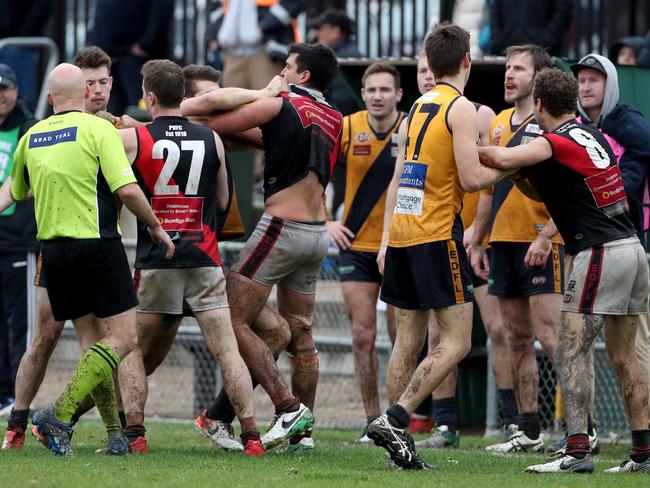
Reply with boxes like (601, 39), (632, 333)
(490, 0), (573, 56)
(91, 0), (174, 115)
(0, 64), (38, 412)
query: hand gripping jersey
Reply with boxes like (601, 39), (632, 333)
(132, 116), (223, 268)
(389, 82), (465, 247)
(489, 108), (563, 245)
(525, 119), (636, 254)
(338, 110), (406, 252)
(261, 84), (343, 199)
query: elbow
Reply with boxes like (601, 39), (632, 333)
(460, 178), (481, 193)
(115, 183), (138, 202)
(216, 194), (228, 212)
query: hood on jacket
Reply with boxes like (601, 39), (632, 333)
(609, 36), (647, 64)
(573, 53), (619, 128)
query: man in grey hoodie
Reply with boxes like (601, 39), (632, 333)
(571, 52), (650, 424)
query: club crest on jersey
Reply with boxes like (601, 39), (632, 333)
(355, 132), (372, 143)
(492, 125), (504, 145)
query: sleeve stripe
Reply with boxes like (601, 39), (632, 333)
(269, 3), (292, 25)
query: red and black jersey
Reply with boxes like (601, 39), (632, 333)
(261, 84), (343, 199)
(524, 119), (636, 254)
(132, 115), (223, 268)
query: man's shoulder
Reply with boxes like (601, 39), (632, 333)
(602, 104), (650, 142)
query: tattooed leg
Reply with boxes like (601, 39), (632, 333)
(555, 312), (604, 435)
(605, 315), (650, 430)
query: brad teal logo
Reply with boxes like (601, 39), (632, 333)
(29, 127), (78, 148)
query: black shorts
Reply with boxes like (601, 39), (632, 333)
(488, 242), (564, 298)
(34, 250), (46, 288)
(380, 240), (474, 310)
(338, 249), (382, 283)
(41, 238), (138, 321)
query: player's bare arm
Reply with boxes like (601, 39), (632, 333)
(451, 97), (510, 191)
(0, 177), (16, 213)
(467, 191), (493, 280)
(478, 136), (553, 169)
(115, 183), (175, 260)
(524, 218), (559, 268)
(180, 75), (288, 117)
(477, 104), (497, 146)
(376, 118), (407, 274)
(196, 97), (283, 136)
(213, 132), (229, 211)
(119, 128), (138, 164)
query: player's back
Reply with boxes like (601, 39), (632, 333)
(131, 116), (223, 268)
(390, 83), (464, 247)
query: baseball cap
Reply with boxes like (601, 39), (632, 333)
(570, 55), (606, 76)
(0, 64), (17, 88)
(309, 9), (354, 36)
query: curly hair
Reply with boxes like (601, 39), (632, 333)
(533, 68), (578, 118)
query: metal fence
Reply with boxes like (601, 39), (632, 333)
(32, 240), (632, 436)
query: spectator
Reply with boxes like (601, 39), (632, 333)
(0, 64), (38, 413)
(489, 0), (573, 56)
(0, 0), (53, 110)
(91, 0), (174, 115)
(609, 36), (648, 66)
(207, 0), (305, 89)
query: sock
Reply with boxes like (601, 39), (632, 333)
(587, 414), (596, 436)
(124, 424), (146, 443)
(414, 394), (433, 417)
(71, 395), (96, 425)
(433, 397), (458, 433)
(240, 429), (260, 444)
(566, 433), (590, 458)
(386, 404), (410, 429)
(275, 397), (300, 416)
(498, 389), (518, 426)
(54, 342), (120, 424)
(207, 379), (260, 424)
(630, 429), (650, 462)
(8, 408), (29, 430)
(119, 411), (127, 429)
(90, 375), (122, 435)
(519, 411), (541, 440)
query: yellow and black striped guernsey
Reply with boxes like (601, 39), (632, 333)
(488, 108), (563, 245)
(339, 110), (405, 252)
(389, 82), (465, 247)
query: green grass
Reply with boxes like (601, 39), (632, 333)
(0, 418), (643, 487)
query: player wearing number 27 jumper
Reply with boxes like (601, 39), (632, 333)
(366, 23), (512, 470)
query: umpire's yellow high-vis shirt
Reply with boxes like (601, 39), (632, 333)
(389, 82), (465, 247)
(11, 110), (136, 240)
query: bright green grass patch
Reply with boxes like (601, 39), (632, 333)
(0, 418), (642, 487)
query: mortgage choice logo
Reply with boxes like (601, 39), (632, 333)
(395, 162), (426, 215)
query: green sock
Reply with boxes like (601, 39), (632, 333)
(90, 376), (122, 435)
(54, 342), (121, 423)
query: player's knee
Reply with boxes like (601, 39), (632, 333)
(285, 311), (315, 332)
(351, 323), (375, 351)
(289, 349), (319, 373)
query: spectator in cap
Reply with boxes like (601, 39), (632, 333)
(571, 52), (650, 420)
(0, 63), (38, 412)
(312, 8), (361, 58)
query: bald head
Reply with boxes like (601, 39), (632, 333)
(47, 63), (87, 112)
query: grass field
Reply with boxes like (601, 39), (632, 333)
(0, 417), (643, 487)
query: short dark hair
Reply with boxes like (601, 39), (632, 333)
(361, 62), (401, 89)
(533, 68), (578, 118)
(424, 23), (470, 79)
(288, 43), (338, 92)
(73, 46), (111, 72)
(182, 64), (221, 98)
(141, 59), (185, 108)
(505, 45), (554, 73)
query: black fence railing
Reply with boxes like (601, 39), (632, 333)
(45, 0), (650, 65)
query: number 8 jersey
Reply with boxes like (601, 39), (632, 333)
(132, 116), (223, 268)
(389, 82), (465, 247)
